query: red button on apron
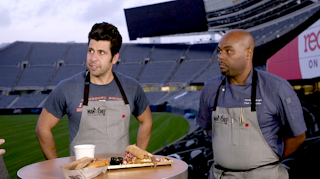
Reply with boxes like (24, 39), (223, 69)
(245, 123), (249, 127)
(122, 115), (125, 118)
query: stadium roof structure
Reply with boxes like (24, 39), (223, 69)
(207, 0), (315, 31)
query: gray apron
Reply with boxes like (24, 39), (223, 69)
(69, 72), (131, 156)
(209, 70), (288, 179)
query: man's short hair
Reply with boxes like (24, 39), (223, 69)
(88, 22), (122, 57)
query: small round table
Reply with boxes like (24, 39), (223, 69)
(17, 154), (188, 179)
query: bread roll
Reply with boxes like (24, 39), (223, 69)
(87, 159), (109, 168)
(75, 158), (94, 170)
(125, 145), (153, 159)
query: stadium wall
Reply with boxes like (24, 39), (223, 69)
(267, 18), (320, 80)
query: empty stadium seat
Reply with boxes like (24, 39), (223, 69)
(0, 42), (33, 66)
(28, 43), (69, 65)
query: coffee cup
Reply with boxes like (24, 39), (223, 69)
(74, 144), (95, 160)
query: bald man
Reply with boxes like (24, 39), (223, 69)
(196, 29), (306, 179)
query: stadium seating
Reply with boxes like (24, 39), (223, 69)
(0, 95), (19, 108)
(139, 61), (178, 84)
(0, 67), (21, 89)
(155, 128), (213, 179)
(113, 63), (143, 79)
(119, 44), (153, 62)
(14, 66), (56, 90)
(145, 91), (168, 105)
(187, 43), (217, 60)
(64, 43), (87, 65)
(0, 41), (32, 66)
(48, 65), (86, 87)
(28, 43), (70, 65)
(168, 60), (211, 84)
(10, 94), (49, 108)
(249, 3), (320, 46)
(206, 0), (262, 18)
(191, 60), (221, 83)
(167, 91), (202, 111)
(208, 0), (314, 30)
(151, 44), (189, 61)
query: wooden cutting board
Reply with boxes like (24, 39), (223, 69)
(107, 160), (174, 169)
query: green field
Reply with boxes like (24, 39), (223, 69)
(0, 112), (189, 179)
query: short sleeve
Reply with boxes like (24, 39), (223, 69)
(196, 85), (212, 130)
(43, 84), (67, 119)
(278, 82), (307, 137)
(132, 84), (149, 117)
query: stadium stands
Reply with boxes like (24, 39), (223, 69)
(113, 63), (143, 79)
(208, 0), (314, 30)
(119, 44), (153, 62)
(167, 91), (202, 111)
(206, 0), (263, 18)
(187, 43), (217, 60)
(145, 91), (168, 105)
(28, 43), (69, 65)
(0, 95), (19, 108)
(151, 44), (189, 62)
(48, 65), (86, 88)
(191, 60), (221, 84)
(64, 43), (87, 65)
(249, 3), (320, 46)
(14, 66), (56, 90)
(168, 60), (211, 84)
(139, 61), (178, 84)
(0, 41), (32, 66)
(10, 94), (48, 108)
(0, 67), (21, 90)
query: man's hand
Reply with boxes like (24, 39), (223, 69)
(36, 108), (60, 160)
(282, 132), (306, 158)
(135, 105), (153, 150)
(0, 139), (5, 155)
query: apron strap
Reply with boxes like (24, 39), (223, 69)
(251, 69), (257, 112)
(113, 72), (129, 105)
(83, 71), (129, 106)
(83, 71), (90, 106)
(213, 69), (258, 112)
(213, 77), (226, 111)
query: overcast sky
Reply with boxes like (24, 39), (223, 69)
(0, 0), (173, 44)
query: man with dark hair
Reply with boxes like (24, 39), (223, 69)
(36, 22), (153, 159)
(196, 29), (306, 178)
(0, 139), (10, 179)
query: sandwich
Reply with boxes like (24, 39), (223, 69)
(69, 157), (109, 170)
(124, 145), (158, 167)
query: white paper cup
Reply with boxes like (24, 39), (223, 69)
(74, 144), (95, 160)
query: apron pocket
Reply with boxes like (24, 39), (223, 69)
(212, 113), (231, 145)
(107, 117), (125, 139)
(239, 124), (249, 147)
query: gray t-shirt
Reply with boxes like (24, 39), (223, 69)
(44, 71), (149, 143)
(0, 155), (10, 179)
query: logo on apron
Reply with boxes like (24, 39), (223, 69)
(87, 107), (107, 116)
(213, 115), (229, 124)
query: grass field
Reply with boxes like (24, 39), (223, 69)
(0, 112), (189, 179)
